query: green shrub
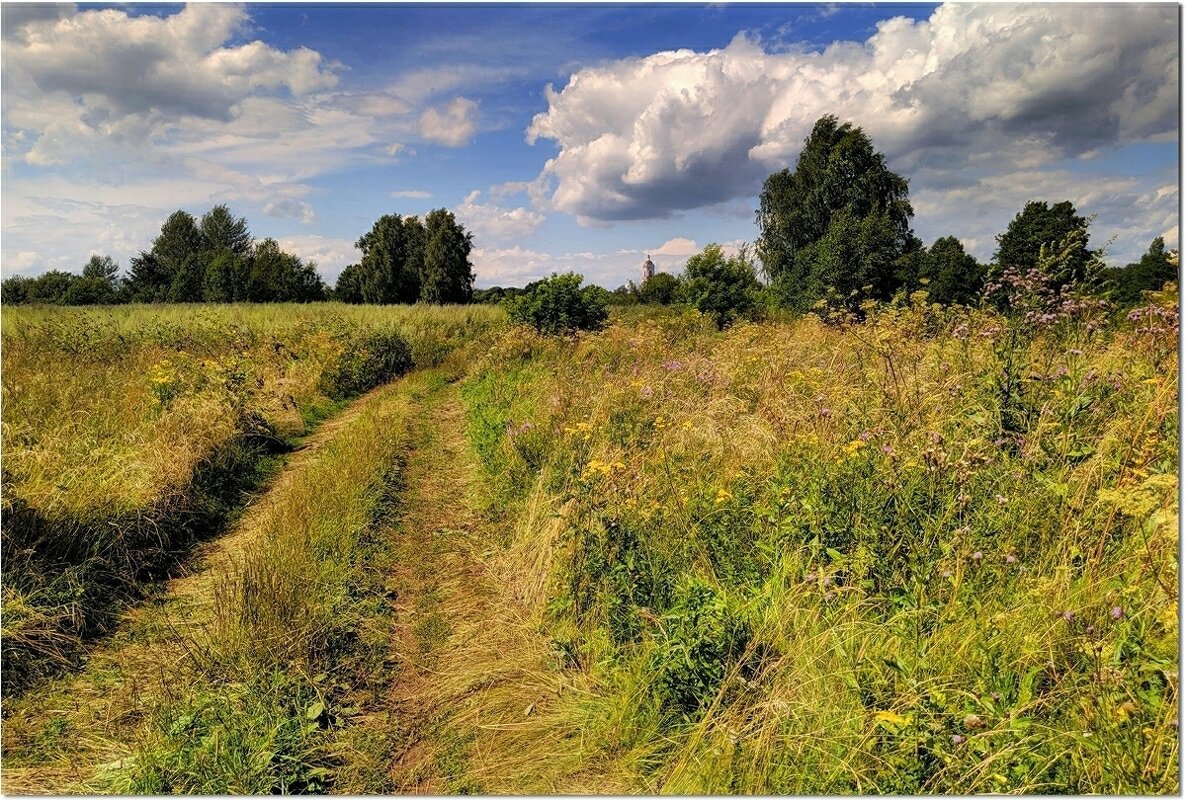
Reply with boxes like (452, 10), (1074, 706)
(505, 273), (608, 335)
(654, 579), (754, 718)
(318, 326), (413, 400)
(678, 244), (760, 329)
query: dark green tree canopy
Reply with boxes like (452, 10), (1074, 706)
(1106, 236), (1177, 307)
(200, 204), (253, 260)
(127, 251), (170, 302)
(896, 236), (986, 306)
(421, 208), (475, 304)
(82, 254), (120, 282)
(4, 204), (329, 306)
(334, 263), (365, 303)
(758, 115), (916, 311)
(339, 209), (474, 305)
(758, 116), (914, 279)
(355, 214), (424, 304)
(994, 200), (1093, 274)
(638, 271), (680, 305)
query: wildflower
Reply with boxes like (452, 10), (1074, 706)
(1111, 606), (1124, 620)
(804, 572), (817, 583)
(881, 443), (894, 456)
(951, 734), (965, 745)
(641, 386), (654, 398)
(1062, 610), (1074, 622)
(662, 359), (684, 372)
(823, 591), (836, 602)
(844, 438), (867, 455)
(995, 495), (1008, 505)
(941, 569), (952, 579)
(714, 488), (733, 504)
(821, 574), (834, 588)
(971, 551), (983, 562)
(1005, 554), (1017, 564)
(819, 407), (831, 418)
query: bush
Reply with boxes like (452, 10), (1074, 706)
(505, 272), (608, 335)
(318, 326), (414, 400)
(654, 579), (754, 717)
(679, 244), (760, 329)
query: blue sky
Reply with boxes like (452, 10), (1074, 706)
(2, 2), (1179, 288)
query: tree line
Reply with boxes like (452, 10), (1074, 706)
(566, 116), (1174, 326)
(2, 115), (1174, 312)
(1, 205), (476, 306)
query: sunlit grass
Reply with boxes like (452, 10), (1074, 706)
(459, 294), (1178, 793)
(1, 302), (505, 691)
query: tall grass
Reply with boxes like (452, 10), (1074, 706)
(460, 295), (1178, 793)
(97, 372), (439, 793)
(1, 303), (504, 692)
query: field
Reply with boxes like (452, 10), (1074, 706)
(0, 296), (1178, 794)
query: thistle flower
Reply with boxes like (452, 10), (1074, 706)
(1111, 606), (1124, 620)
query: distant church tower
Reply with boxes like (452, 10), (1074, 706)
(641, 255), (655, 285)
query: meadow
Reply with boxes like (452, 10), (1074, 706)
(0, 294), (1178, 794)
(0, 303), (503, 692)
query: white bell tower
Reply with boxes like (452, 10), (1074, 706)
(641, 255), (655, 285)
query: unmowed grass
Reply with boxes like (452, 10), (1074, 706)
(460, 295), (1178, 794)
(94, 372), (439, 793)
(1, 302), (503, 692)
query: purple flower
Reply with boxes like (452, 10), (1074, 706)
(819, 407), (831, 418)
(971, 551), (983, 561)
(1062, 610), (1074, 622)
(641, 385), (654, 398)
(804, 571), (817, 583)
(1111, 606), (1124, 620)
(881, 444), (895, 456)
(951, 734), (965, 745)
(662, 359), (684, 372)
(1005, 554), (1017, 564)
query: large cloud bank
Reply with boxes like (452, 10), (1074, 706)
(527, 4), (1178, 228)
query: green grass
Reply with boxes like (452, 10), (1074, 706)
(1, 296), (1176, 794)
(1, 302), (504, 693)
(457, 296), (1179, 793)
(96, 372), (441, 793)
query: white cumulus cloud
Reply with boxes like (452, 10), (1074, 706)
(526, 3), (1178, 235)
(418, 97), (479, 147)
(457, 190), (545, 243)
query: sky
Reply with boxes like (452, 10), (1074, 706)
(1, 1), (1180, 289)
